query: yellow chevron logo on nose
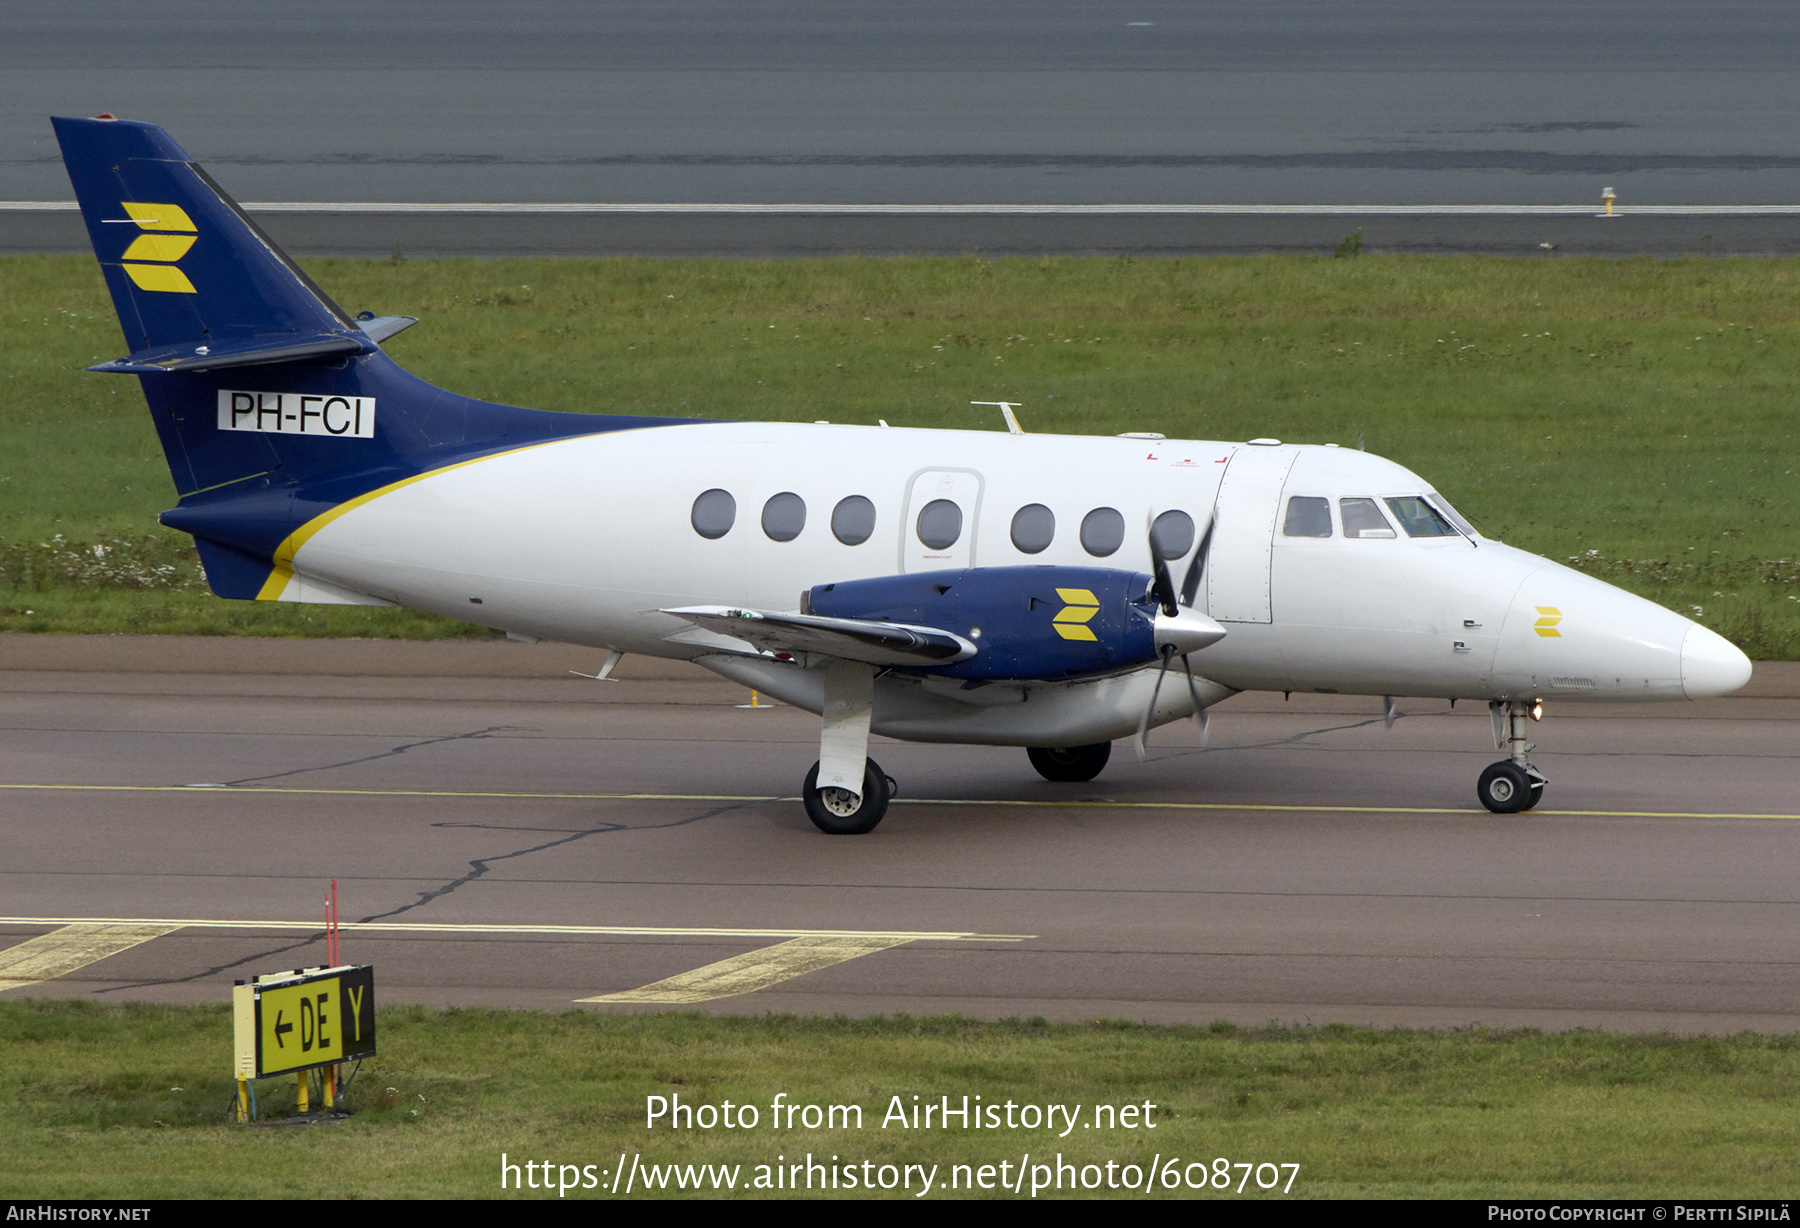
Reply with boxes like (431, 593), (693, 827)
(1533, 606), (1563, 637)
(1052, 587), (1100, 641)
(118, 201), (197, 294)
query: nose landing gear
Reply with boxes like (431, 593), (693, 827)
(1479, 699), (1547, 813)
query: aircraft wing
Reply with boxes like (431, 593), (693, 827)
(660, 606), (977, 668)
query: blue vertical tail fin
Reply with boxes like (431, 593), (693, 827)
(53, 115), (684, 599)
(54, 115), (364, 361)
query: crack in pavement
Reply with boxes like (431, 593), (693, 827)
(359, 801), (757, 924)
(99, 932), (328, 994)
(98, 800), (756, 990)
(221, 726), (527, 785)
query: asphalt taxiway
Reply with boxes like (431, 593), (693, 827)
(2, 635), (1796, 1032)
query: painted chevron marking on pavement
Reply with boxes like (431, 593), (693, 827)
(579, 934), (919, 1004)
(0, 922), (181, 992)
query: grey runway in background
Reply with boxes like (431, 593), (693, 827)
(5, 2), (1800, 257)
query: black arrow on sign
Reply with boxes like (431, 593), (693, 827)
(273, 1010), (292, 1048)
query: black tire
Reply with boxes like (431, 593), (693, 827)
(1027, 742), (1112, 783)
(802, 758), (890, 834)
(1477, 761), (1539, 814)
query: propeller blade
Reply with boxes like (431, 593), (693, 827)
(1180, 516), (1214, 608)
(1149, 534), (1179, 617)
(1135, 645), (1175, 760)
(1180, 652), (1210, 743)
(1383, 695), (1398, 729)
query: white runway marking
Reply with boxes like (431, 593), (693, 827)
(9, 201), (1800, 216)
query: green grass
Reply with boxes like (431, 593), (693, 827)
(4, 1001), (1797, 1199)
(3, 253), (1796, 653)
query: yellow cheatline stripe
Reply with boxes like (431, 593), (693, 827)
(0, 922), (181, 992)
(3, 782), (1798, 821)
(579, 935), (918, 1004)
(0, 918), (1028, 942)
(254, 439), (574, 600)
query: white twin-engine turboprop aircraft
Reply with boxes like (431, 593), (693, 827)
(54, 115), (1753, 833)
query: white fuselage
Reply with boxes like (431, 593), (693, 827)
(275, 422), (1750, 745)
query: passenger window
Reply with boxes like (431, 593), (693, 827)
(761, 492), (806, 542)
(1079, 507), (1125, 557)
(916, 499), (962, 549)
(1282, 496), (1332, 538)
(830, 495), (876, 545)
(1383, 496), (1459, 538)
(1339, 497), (1396, 539)
(691, 488), (736, 539)
(1010, 503), (1055, 554)
(1149, 510), (1195, 561)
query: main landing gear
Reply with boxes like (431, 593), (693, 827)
(1026, 742), (1112, 783)
(803, 659), (894, 834)
(1479, 699), (1548, 814)
(803, 758), (895, 835)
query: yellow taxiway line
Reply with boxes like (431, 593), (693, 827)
(0, 917), (1028, 942)
(0, 918), (1023, 1003)
(3, 782), (1798, 821)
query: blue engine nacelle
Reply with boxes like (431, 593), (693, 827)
(805, 566), (1159, 681)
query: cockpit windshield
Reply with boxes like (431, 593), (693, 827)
(1424, 492), (1479, 539)
(1382, 496), (1460, 538)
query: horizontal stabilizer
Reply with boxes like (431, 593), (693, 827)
(89, 331), (375, 374)
(356, 315), (418, 343)
(661, 606), (977, 668)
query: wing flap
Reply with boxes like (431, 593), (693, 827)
(661, 606), (977, 668)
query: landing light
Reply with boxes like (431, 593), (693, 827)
(1530, 700), (1543, 721)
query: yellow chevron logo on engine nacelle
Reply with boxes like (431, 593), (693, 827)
(1534, 606), (1563, 637)
(1052, 587), (1100, 641)
(118, 201), (197, 294)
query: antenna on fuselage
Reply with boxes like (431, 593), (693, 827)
(971, 401), (1024, 434)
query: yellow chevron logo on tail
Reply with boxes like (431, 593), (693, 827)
(119, 201), (197, 293)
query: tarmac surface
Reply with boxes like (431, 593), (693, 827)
(3, 634), (1796, 1033)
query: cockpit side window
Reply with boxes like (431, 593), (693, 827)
(1383, 496), (1459, 538)
(1282, 495), (1332, 538)
(1339, 497), (1396, 539)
